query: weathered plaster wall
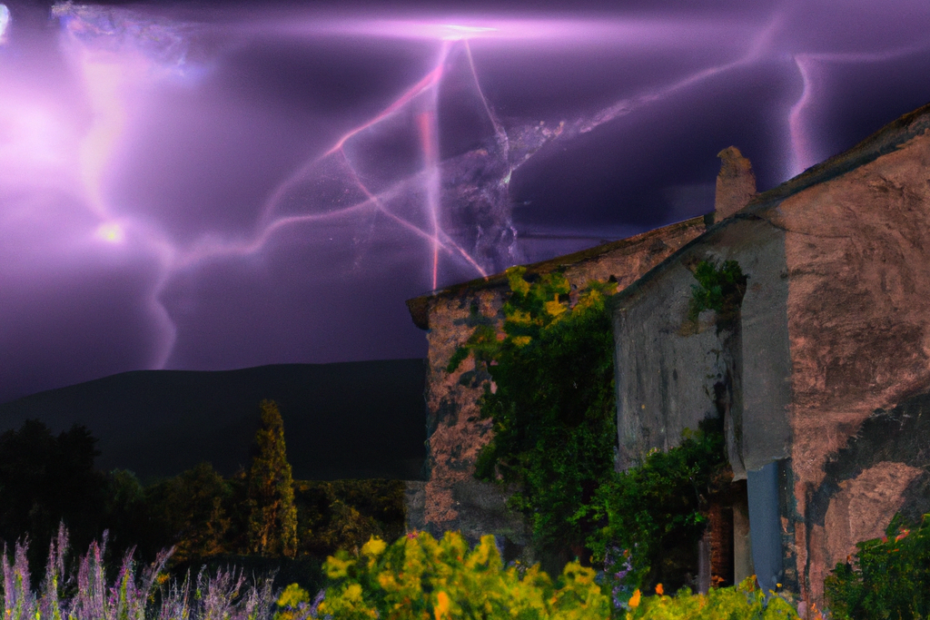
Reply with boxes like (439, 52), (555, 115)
(612, 260), (725, 469)
(612, 217), (792, 479)
(770, 130), (930, 492)
(802, 394), (930, 608)
(418, 287), (528, 548)
(754, 127), (930, 605)
(407, 217), (707, 550)
(722, 222), (793, 477)
(610, 113), (930, 613)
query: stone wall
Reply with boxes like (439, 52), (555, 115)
(610, 103), (930, 614)
(405, 217), (708, 556)
(407, 101), (930, 615)
(613, 217), (795, 477)
(771, 122), (930, 606)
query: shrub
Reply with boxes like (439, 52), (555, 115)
(573, 419), (729, 593)
(824, 512), (930, 620)
(314, 531), (802, 620)
(273, 583), (314, 620)
(295, 479), (406, 559)
(624, 576), (800, 619)
(317, 530), (610, 620)
(448, 266), (619, 567)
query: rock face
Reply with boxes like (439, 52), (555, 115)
(405, 218), (708, 556)
(611, 102), (930, 614)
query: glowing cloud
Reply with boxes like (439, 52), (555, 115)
(95, 221), (125, 243)
(3, 1), (930, 403)
(0, 4), (9, 44)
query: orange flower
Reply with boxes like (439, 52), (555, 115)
(629, 589), (641, 609)
(434, 591), (451, 620)
(655, 584), (664, 596)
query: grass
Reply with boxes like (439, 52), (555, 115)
(0, 524), (285, 620)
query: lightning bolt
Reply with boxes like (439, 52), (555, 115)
(40, 3), (930, 373)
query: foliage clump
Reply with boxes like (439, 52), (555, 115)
(824, 512), (930, 620)
(447, 266), (730, 590)
(688, 259), (747, 329)
(574, 419), (729, 593)
(145, 462), (233, 564)
(313, 531), (801, 620)
(317, 530), (610, 620)
(0, 420), (109, 580)
(294, 479), (405, 559)
(447, 266), (618, 566)
(622, 576), (800, 620)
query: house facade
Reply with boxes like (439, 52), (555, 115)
(406, 101), (930, 614)
(405, 216), (709, 559)
(611, 102), (930, 610)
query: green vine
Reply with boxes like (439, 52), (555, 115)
(447, 265), (731, 593)
(447, 266), (617, 565)
(688, 259), (747, 330)
(573, 418), (729, 592)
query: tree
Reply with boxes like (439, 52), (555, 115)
(246, 400), (297, 558)
(0, 420), (108, 576)
(145, 462), (232, 564)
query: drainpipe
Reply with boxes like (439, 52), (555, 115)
(747, 461), (783, 592)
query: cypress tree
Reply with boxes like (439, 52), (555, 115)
(246, 400), (298, 558)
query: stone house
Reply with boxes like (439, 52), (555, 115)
(406, 102), (930, 613)
(404, 216), (709, 558)
(611, 102), (930, 610)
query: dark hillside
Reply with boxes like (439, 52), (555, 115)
(0, 360), (427, 483)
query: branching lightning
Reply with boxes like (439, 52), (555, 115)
(786, 41), (930, 178)
(6, 3), (930, 377)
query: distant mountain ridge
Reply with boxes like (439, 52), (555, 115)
(0, 360), (427, 484)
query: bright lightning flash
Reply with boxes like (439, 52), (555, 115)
(5, 2), (930, 378)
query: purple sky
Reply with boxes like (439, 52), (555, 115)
(2, 0), (930, 404)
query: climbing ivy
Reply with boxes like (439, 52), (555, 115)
(573, 418), (729, 593)
(447, 266), (617, 566)
(688, 259), (747, 329)
(448, 264), (731, 592)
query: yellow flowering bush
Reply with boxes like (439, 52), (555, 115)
(275, 584), (313, 620)
(317, 531), (609, 620)
(622, 577), (800, 620)
(314, 546), (805, 620)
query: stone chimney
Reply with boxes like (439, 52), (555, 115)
(714, 146), (757, 222)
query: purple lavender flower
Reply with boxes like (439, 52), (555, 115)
(309, 589), (326, 619)
(0, 526), (287, 620)
(601, 544), (634, 611)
